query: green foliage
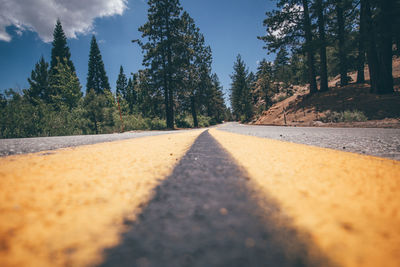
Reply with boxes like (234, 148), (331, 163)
(138, 0), (183, 128)
(83, 89), (115, 134)
(320, 110), (368, 123)
(1, 5), (229, 139)
(125, 75), (138, 114)
(175, 114), (193, 128)
(230, 54), (253, 121)
(114, 113), (166, 131)
(116, 65), (128, 99)
(25, 56), (50, 104)
(86, 35), (110, 94)
(49, 61), (82, 110)
(273, 47), (291, 83)
(175, 113), (212, 128)
(50, 19), (75, 74)
(0, 89), (90, 138)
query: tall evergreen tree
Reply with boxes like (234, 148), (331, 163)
(116, 66), (128, 99)
(50, 19), (75, 74)
(255, 59), (274, 109)
(230, 55), (253, 121)
(138, 0), (184, 129)
(209, 74), (226, 123)
(25, 56), (50, 104)
(259, 0), (318, 94)
(180, 11), (212, 127)
(125, 75), (138, 114)
(86, 35), (111, 94)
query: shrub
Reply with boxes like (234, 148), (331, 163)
(175, 114), (193, 128)
(197, 115), (212, 127)
(320, 110), (368, 123)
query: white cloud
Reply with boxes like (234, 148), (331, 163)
(0, 0), (127, 42)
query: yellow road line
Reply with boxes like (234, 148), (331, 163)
(0, 130), (203, 267)
(209, 128), (400, 267)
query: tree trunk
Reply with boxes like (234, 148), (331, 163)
(316, 0), (329, 92)
(93, 113), (98, 134)
(337, 0), (348, 86)
(190, 95), (198, 128)
(302, 0), (318, 94)
(376, 0), (393, 94)
(356, 0), (366, 84)
(165, 14), (175, 129)
(161, 47), (172, 128)
(364, 0), (379, 92)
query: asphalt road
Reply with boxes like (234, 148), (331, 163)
(2, 122), (398, 160)
(219, 122), (400, 160)
(0, 130), (183, 156)
(100, 131), (332, 267)
(1, 126), (399, 267)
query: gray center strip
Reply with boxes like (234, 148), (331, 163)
(99, 130), (334, 267)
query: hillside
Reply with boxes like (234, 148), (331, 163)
(252, 57), (400, 128)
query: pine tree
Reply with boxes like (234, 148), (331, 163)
(50, 19), (75, 74)
(138, 0), (184, 129)
(86, 35), (111, 94)
(273, 47), (290, 83)
(209, 74), (226, 123)
(255, 59), (274, 109)
(230, 55), (252, 121)
(259, 0), (317, 94)
(180, 11), (212, 127)
(25, 56), (50, 104)
(50, 61), (82, 110)
(116, 66), (128, 99)
(125, 75), (138, 114)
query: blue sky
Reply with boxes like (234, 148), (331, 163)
(0, 0), (275, 103)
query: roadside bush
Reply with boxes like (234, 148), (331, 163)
(175, 114), (193, 128)
(0, 90), (91, 138)
(145, 117), (167, 130)
(198, 115), (212, 127)
(342, 110), (368, 122)
(320, 110), (368, 123)
(114, 113), (166, 132)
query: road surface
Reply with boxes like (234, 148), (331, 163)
(1, 122), (399, 160)
(219, 122), (400, 160)
(0, 130), (185, 157)
(0, 124), (399, 267)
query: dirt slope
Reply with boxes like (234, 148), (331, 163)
(252, 57), (400, 128)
